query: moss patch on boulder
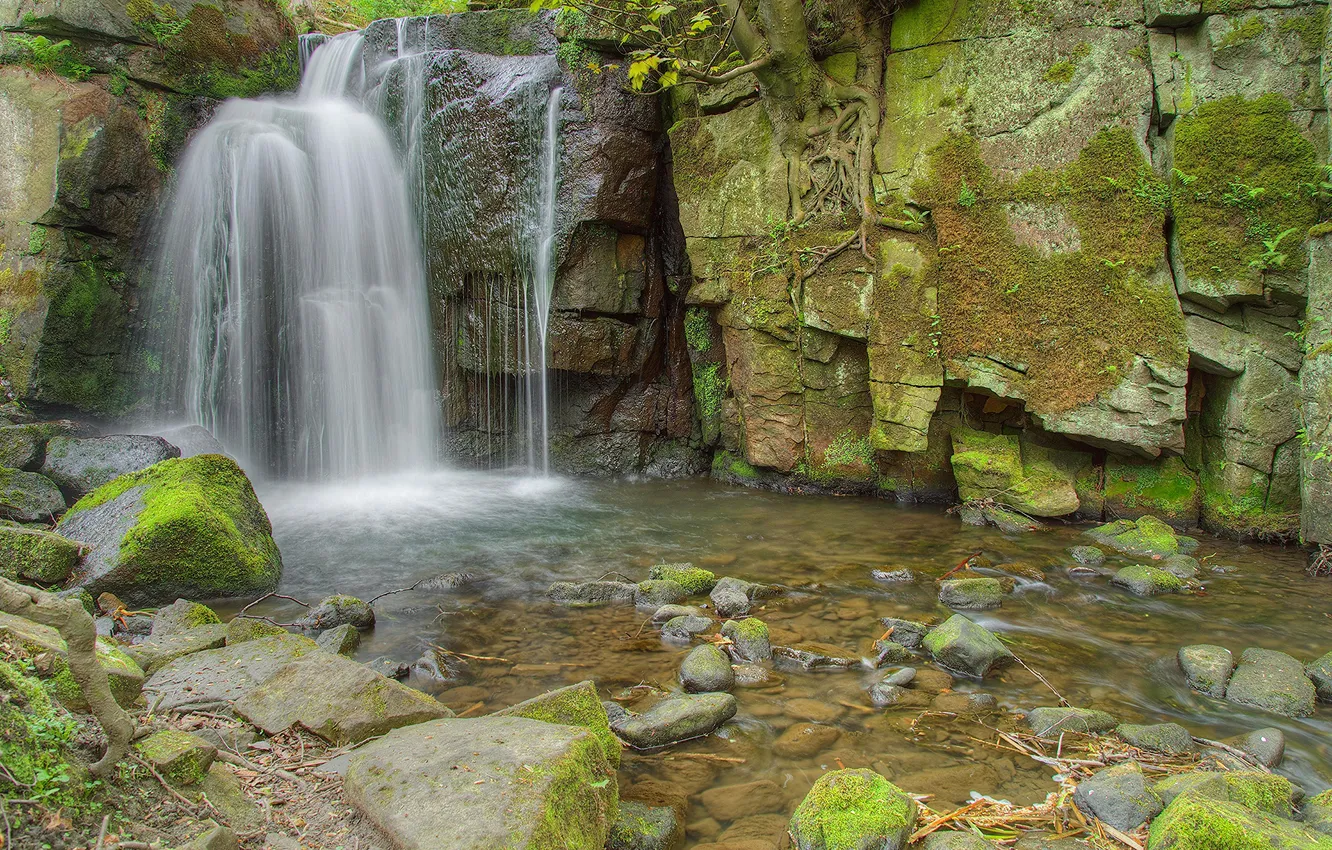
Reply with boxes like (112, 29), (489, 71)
(788, 768), (917, 850)
(0, 526), (81, 584)
(494, 680), (621, 769)
(1148, 795), (1332, 850)
(1103, 456), (1201, 526)
(949, 427), (1079, 516)
(647, 563), (717, 595)
(134, 729), (217, 786)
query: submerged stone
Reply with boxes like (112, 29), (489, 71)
(1026, 706), (1117, 736)
(923, 833), (997, 850)
(788, 768), (917, 850)
(605, 693), (737, 750)
(1085, 515), (1179, 558)
(871, 568), (915, 583)
(921, 614), (1012, 679)
(606, 800), (682, 850)
(878, 617), (930, 649)
(1178, 644), (1234, 697)
(548, 580), (637, 607)
(773, 722), (841, 758)
(1225, 647), (1317, 718)
(1110, 564), (1186, 595)
(938, 577), (1006, 609)
(494, 680), (621, 768)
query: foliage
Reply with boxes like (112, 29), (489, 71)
(957, 179), (977, 208)
(126, 0), (189, 46)
(1250, 227), (1297, 270)
(4, 34), (92, 80)
(684, 307), (712, 353)
(319, 0), (466, 28)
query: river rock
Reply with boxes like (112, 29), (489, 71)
(607, 800), (682, 850)
(605, 693), (737, 749)
(938, 577), (1006, 609)
(235, 649), (451, 745)
(135, 729), (217, 786)
(652, 604), (704, 623)
(1308, 650), (1332, 702)
(1086, 516), (1179, 558)
(368, 657), (411, 680)
(57, 455), (281, 606)
(1221, 728), (1286, 768)
(144, 634), (320, 710)
(0, 526), (80, 584)
(1307, 791), (1332, 837)
(0, 468), (64, 522)
(878, 617), (931, 648)
(1154, 771), (1302, 816)
(1069, 546), (1105, 567)
(1225, 647), (1317, 718)
(1148, 796), (1332, 850)
(494, 680), (621, 768)
(922, 615), (1013, 679)
(789, 769), (917, 850)
(721, 617), (771, 662)
(869, 668), (917, 707)
(871, 568), (915, 583)
(298, 594), (375, 632)
(0, 423), (51, 470)
(1074, 762), (1162, 833)
(548, 580), (637, 607)
(932, 692), (997, 714)
(1161, 554), (1201, 579)
(344, 716), (617, 850)
(662, 614), (713, 643)
(772, 722), (841, 758)
(40, 435), (180, 500)
(648, 563), (717, 594)
(1110, 564), (1185, 595)
(1026, 707), (1117, 736)
(315, 623), (360, 656)
(636, 579), (687, 609)
(0, 611), (144, 710)
(680, 644), (735, 693)
(710, 576), (756, 617)
(774, 642), (862, 671)
(873, 639), (913, 666)
(127, 624), (229, 674)
(151, 599), (222, 636)
(701, 779), (785, 821)
(1178, 644), (1234, 697)
(224, 617), (287, 645)
(1116, 722), (1194, 755)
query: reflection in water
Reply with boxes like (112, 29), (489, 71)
(236, 474), (1332, 839)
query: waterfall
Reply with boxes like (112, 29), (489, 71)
(528, 87), (562, 475)
(142, 31), (440, 480)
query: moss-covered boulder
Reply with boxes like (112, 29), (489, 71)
(224, 617), (287, 645)
(1148, 795), (1332, 850)
(135, 729), (217, 786)
(1103, 456), (1201, 527)
(494, 680), (621, 769)
(605, 800), (682, 850)
(634, 579), (686, 610)
(57, 454), (282, 606)
(921, 614), (1012, 678)
(1110, 564), (1186, 595)
(1178, 644), (1234, 697)
(647, 563), (717, 594)
(1225, 648), (1317, 718)
(949, 427), (1079, 517)
(721, 617), (771, 662)
(344, 716), (618, 850)
(788, 768), (917, 850)
(1085, 515), (1180, 558)
(1308, 651), (1332, 703)
(1154, 771), (1302, 817)
(679, 643), (734, 694)
(938, 577), (1006, 609)
(1307, 790), (1332, 837)
(0, 611), (143, 709)
(0, 468), (65, 522)
(151, 599), (222, 636)
(1116, 722), (1194, 755)
(0, 526), (81, 584)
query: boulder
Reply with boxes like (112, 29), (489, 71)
(1085, 515), (1179, 558)
(1153, 771), (1302, 816)
(298, 594), (375, 632)
(605, 693), (737, 750)
(224, 617), (287, 645)
(40, 435), (180, 500)
(56, 455), (282, 606)
(1225, 648), (1317, 718)
(938, 577), (1006, 609)
(788, 769), (917, 850)
(710, 576), (756, 617)
(648, 563), (717, 594)
(315, 623), (360, 656)
(343, 717), (617, 850)
(1308, 650), (1332, 702)
(651, 604), (704, 623)
(607, 800), (683, 850)
(134, 730), (216, 786)
(636, 579), (687, 610)
(949, 427), (1079, 517)
(772, 722), (841, 758)
(1161, 554), (1201, 579)
(878, 618), (930, 649)
(151, 599), (222, 636)
(1221, 728), (1286, 769)
(235, 650), (452, 745)
(0, 526), (81, 584)
(0, 424), (52, 470)
(1116, 722), (1195, 755)
(493, 680), (621, 768)
(548, 580), (637, 607)
(1110, 564), (1186, 596)
(921, 615), (1013, 679)
(721, 618), (771, 662)
(661, 615), (713, 643)
(1072, 762), (1162, 833)
(680, 644), (734, 693)
(873, 639), (913, 666)
(127, 624), (229, 674)
(1178, 644), (1234, 697)
(1307, 791), (1332, 837)
(0, 611), (143, 710)
(1069, 546), (1105, 567)
(1147, 796), (1331, 850)
(143, 634), (320, 710)
(151, 425), (230, 459)
(0, 468), (65, 522)
(1026, 707), (1117, 736)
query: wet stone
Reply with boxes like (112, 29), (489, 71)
(1225, 647), (1316, 718)
(605, 693), (737, 750)
(1069, 546), (1105, 567)
(922, 615), (1012, 679)
(1110, 564), (1185, 596)
(938, 577), (1006, 610)
(607, 800), (683, 850)
(680, 644), (735, 693)
(1073, 762), (1162, 833)
(1026, 707), (1117, 736)
(871, 568), (915, 583)
(1116, 722), (1195, 755)
(547, 580), (636, 607)
(636, 579), (687, 610)
(1178, 644), (1234, 697)
(721, 617), (771, 663)
(710, 577), (756, 618)
(652, 604), (704, 623)
(772, 722), (841, 759)
(1308, 650), (1332, 702)
(931, 692), (997, 714)
(700, 779), (785, 821)
(878, 617), (930, 649)
(869, 682), (908, 707)
(789, 769), (916, 850)
(773, 642), (862, 671)
(1221, 727), (1286, 768)
(873, 639), (913, 667)
(1161, 554), (1201, 579)
(661, 615), (713, 643)
(368, 657), (410, 680)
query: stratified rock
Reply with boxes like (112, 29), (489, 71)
(1026, 707), (1117, 736)
(151, 599), (222, 636)
(135, 730), (216, 786)
(1116, 722), (1195, 755)
(316, 623), (360, 656)
(922, 615), (1013, 679)
(144, 634), (320, 710)
(494, 680), (621, 768)
(1110, 564), (1186, 596)
(298, 595), (375, 632)
(1178, 644), (1234, 697)
(1073, 762), (1162, 832)
(661, 615), (712, 643)
(949, 427), (1079, 517)
(680, 644), (734, 694)
(648, 563), (717, 594)
(607, 800), (682, 850)
(788, 769), (917, 850)
(1085, 515), (1179, 558)
(1308, 651), (1332, 702)
(938, 577), (1006, 609)
(635, 579), (686, 610)
(773, 642), (862, 671)
(1148, 796), (1332, 850)
(605, 693), (737, 749)
(721, 617), (771, 662)
(0, 468), (64, 522)
(0, 526), (80, 584)
(878, 618), (930, 649)
(57, 455), (281, 606)
(40, 435), (180, 500)
(1221, 728), (1286, 769)
(127, 624), (229, 675)
(1225, 648), (1317, 718)
(343, 717), (617, 850)
(234, 650), (451, 745)
(548, 580), (637, 607)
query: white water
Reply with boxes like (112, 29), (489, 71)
(144, 32), (439, 480)
(527, 87), (562, 475)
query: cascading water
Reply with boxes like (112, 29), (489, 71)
(528, 88), (562, 475)
(142, 31), (440, 480)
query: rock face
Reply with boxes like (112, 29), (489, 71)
(1225, 648), (1317, 717)
(40, 435), (180, 500)
(788, 769), (917, 850)
(949, 427), (1078, 516)
(343, 717), (618, 850)
(57, 455), (282, 606)
(922, 615), (1012, 678)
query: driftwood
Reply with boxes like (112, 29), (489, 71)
(0, 577), (134, 775)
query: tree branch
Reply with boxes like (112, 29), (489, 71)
(680, 55), (771, 84)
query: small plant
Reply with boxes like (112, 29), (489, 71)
(1250, 227), (1297, 271)
(1222, 180), (1267, 208)
(927, 312), (942, 357)
(1171, 167), (1198, 185)
(958, 179), (977, 208)
(5, 34), (92, 80)
(902, 207), (930, 228)
(1099, 257), (1126, 268)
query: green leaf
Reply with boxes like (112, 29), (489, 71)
(589, 778), (611, 788)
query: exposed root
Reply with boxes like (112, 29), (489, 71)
(1307, 543), (1332, 577)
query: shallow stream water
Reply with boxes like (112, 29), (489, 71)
(227, 472), (1332, 845)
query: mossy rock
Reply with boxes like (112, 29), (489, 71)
(1115, 722), (1194, 755)
(0, 612), (143, 710)
(57, 454), (282, 606)
(922, 614), (1012, 679)
(1085, 515), (1180, 557)
(135, 729), (217, 786)
(494, 680), (621, 768)
(1026, 706), (1117, 736)
(0, 659), (81, 804)
(788, 768), (917, 850)
(938, 577), (1007, 609)
(1225, 647), (1317, 718)
(721, 617), (771, 662)
(1155, 771), (1302, 817)
(0, 526), (81, 584)
(1110, 564), (1186, 596)
(1148, 795), (1332, 850)
(151, 599), (222, 636)
(225, 617), (287, 645)
(647, 563), (717, 594)
(949, 427), (1079, 517)
(1306, 790), (1332, 837)
(1103, 456), (1201, 527)
(0, 468), (65, 523)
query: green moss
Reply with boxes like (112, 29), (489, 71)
(723, 616), (768, 642)
(1148, 795), (1332, 850)
(494, 681), (620, 769)
(26, 226), (47, 256)
(0, 527), (80, 584)
(713, 451), (759, 480)
(0, 659), (82, 807)
(1087, 515), (1180, 557)
(647, 564), (717, 595)
(1173, 94), (1321, 285)
(917, 128), (1185, 414)
(520, 732), (618, 850)
(135, 729), (214, 786)
(1104, 456), (1200, 524)
(789, 769), (916, 850)
(1217, 15), (1265, 49)
(684, 307), (712, 353)
(1044, 60), (1077, 84)
(692, 361), (727, 421)
(1113, 564), (1186, 593)
(1277, 9), (1327, 54)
